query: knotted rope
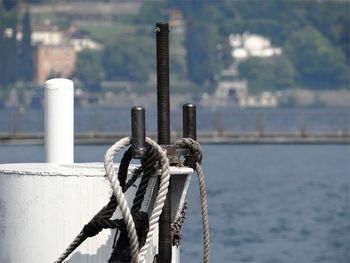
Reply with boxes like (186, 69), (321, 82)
(55, 137), (170, 263)
(175, 138), (210, 263)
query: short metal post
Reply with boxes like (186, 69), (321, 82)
(156, 22), (172, 262)
(131, 106), (146, 159)
(183, 103), (197, 140)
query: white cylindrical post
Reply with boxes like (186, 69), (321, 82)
(45, 78), (74, 164)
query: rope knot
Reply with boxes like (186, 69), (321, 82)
(83, 220), (103, 237)
(175, 138), (203, 168)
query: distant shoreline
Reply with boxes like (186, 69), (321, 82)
(1, 131), (349, 145)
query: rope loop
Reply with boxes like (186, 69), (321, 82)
(174, 138), (210, 263)
(105, 137), (171, 263)
(104, 137), (140, 262)
(136, 137), (170, 263)
(175, 138), (203, 167)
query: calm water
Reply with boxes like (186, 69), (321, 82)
(0, 107), (349, 134)
(0, 144), (348, 263)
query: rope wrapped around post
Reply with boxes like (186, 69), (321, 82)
(105, 137), (171, 263)
(54, 137), (170, 263)
(175, 138), (210, 263)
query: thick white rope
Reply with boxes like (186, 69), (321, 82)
(104, 137), (139, 262)
(104, 136), (170, 263)
(137, 137), (170, 263)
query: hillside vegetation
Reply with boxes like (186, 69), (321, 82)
(0, 0), (349, 94)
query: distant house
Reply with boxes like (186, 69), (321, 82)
(34, 45), (76, 84)
(31, 25), (65, 46)
(66, 27), (103, 52)
(21, 24), (102, 52)
(5, 24), (65, 46)
(229, 33), (282, 60)
(203, 32), (282, 108)
(6, 23), (102, 85)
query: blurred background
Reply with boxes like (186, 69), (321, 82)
(0, 0), (349, 262)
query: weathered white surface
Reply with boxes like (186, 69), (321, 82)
(45, 78), (74, 164)
(0, 163), (193, 263)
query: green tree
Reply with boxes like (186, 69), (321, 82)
(284, 26), (348, 89)
(238, 55), (295, 93)
(74, 50), (104, 91)
(102, 36), (154, 82)
(19, 8), (34, 81)
(2, 0), (18, 11)
(181, 3), (224, 85)
(167, 0), (349, 90)
(0, 3), (19, 86)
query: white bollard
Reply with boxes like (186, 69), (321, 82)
(45, 78), (74, 164)
(0, 163), (193, 262)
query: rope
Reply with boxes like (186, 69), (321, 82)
(194, 162), (210, 263)
(105, 137), (170, 263)
(55, 137), (170, 263)
(108, 145), (157, 262)
(124, 166), (143, 191)
(56, 137), (209, 263)
(137, 138), (170, 263)
(132, 145), (157, 213)
(54, 148), (133, 263)
(175, 138), (210, 263)
(54, 232), (86, 263)
(108, 212), (149, 263)
(104, 137), (140, 262)
(171, 200), (188, 246)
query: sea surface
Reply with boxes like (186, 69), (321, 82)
(0, 107), (349, 134)
(0, 107), (349, 262)
(0, 144), (348, 263)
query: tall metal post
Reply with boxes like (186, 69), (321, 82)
(156, 22), (172, 262)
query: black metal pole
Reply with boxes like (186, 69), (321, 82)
(183, 103), (197, 140)
(131, 106), (146, 159)
(156, 22), (171, 145)
(156, 22), (172, 262)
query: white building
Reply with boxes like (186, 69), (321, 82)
(229, 32), (282, 60)
(5, 24), (102, 52)
(4, 25), (65, 46)
(201, 32), (281, 108)
(69, 38), (102, 52)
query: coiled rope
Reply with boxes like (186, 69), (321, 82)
(55, 137), (170, 263)
(175, 138), (210, 263)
